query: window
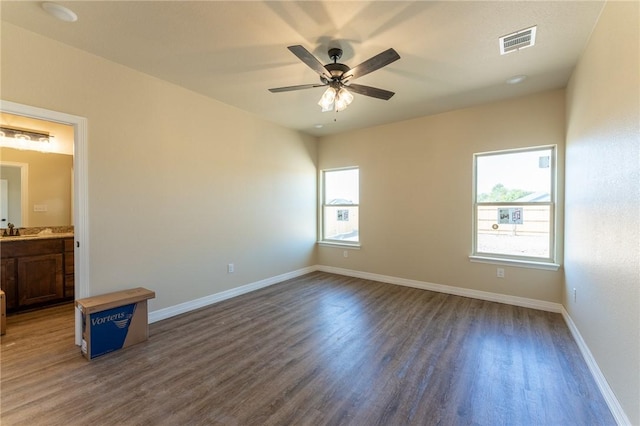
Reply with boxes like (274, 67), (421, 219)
(321, 167), (359, 244)
(472, 146), (556, 265)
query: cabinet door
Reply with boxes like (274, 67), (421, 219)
(17, 254), (64, 307)
(1, 258), (17, 310)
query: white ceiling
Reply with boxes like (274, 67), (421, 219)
(1, 1), (605, 137)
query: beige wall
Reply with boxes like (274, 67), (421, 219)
(1, 148), (73, 227)
(318, 90), (565, 303)
(565, 1), (640, 423)
(1, 23), (318, 311)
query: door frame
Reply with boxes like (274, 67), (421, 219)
(0, 100), (89, 346)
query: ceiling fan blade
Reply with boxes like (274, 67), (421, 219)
(288, 45), (332, 80)
(343, 48), (400, 82)
(268, 84), (326, 93)
(346, 83), (395, 100)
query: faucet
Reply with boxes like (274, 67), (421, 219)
(3, 223), (19, 237)
(3, 223), (13, 236)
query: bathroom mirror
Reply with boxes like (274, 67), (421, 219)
(0, 113), (74, 228)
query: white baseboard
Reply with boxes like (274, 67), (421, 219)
(561, 308), (631, 426)
(149, 264), (561, 325)
(317, 265), (563, 313)
(148, 266), (316, 323)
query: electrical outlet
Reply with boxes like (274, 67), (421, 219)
(497, 268), (505, 278)
(343, 250), (348, 258)
(227, 263), (234, 274)
(573, 288), (577, 302)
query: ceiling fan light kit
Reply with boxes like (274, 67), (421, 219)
(269, 45), (400, 114)
(318, 87), (337, 111)
(318, 86), (354, 112)
(334, 88), (354, 112)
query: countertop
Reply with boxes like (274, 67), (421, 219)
(0, 232), (74, 242)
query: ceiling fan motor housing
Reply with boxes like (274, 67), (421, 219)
(321, 63), (350, 85)
(320, 47), (350, 86)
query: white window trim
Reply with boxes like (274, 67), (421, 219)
(317, 241), (361, 249)
(471, 145), (558, 268)
(319, 166), (360, 246)
(469, 255), (560, 271)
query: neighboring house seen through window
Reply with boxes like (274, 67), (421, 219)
(322, 167), (359, 244)
(473, 146), (557, 264)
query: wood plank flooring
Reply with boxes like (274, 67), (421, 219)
(1, 272), (615, 425)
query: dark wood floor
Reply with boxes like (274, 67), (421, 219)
(1, 272), (614, 425)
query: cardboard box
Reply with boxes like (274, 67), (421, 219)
(0, 290), (6, 336)
(76, 287), (155, 360)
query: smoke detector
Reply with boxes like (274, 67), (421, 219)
(499, 26), (537, 55)
(42, 2), (78, 22)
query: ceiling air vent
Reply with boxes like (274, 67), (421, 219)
(499, 26), (537, 55)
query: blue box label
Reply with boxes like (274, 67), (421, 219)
(88, 303), (137, 359)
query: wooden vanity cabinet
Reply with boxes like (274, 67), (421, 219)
(64, 238), (74, 298)
(17, 253), (63, 306)
(1, 258), (17, 310)
(0, 237), (74, 312)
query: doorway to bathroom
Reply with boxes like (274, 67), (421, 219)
(0, 100), (88, 346)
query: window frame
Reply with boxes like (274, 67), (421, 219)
(471, 145), (559, 269)
(319, 166), (360, 247)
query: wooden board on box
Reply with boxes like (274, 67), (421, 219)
(76, 287), (155, 314)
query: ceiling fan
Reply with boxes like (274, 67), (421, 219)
(268, 45), (400, 112)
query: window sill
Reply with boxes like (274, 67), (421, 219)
(469, 255), (560, 271)
(317, 241), (361, 249)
